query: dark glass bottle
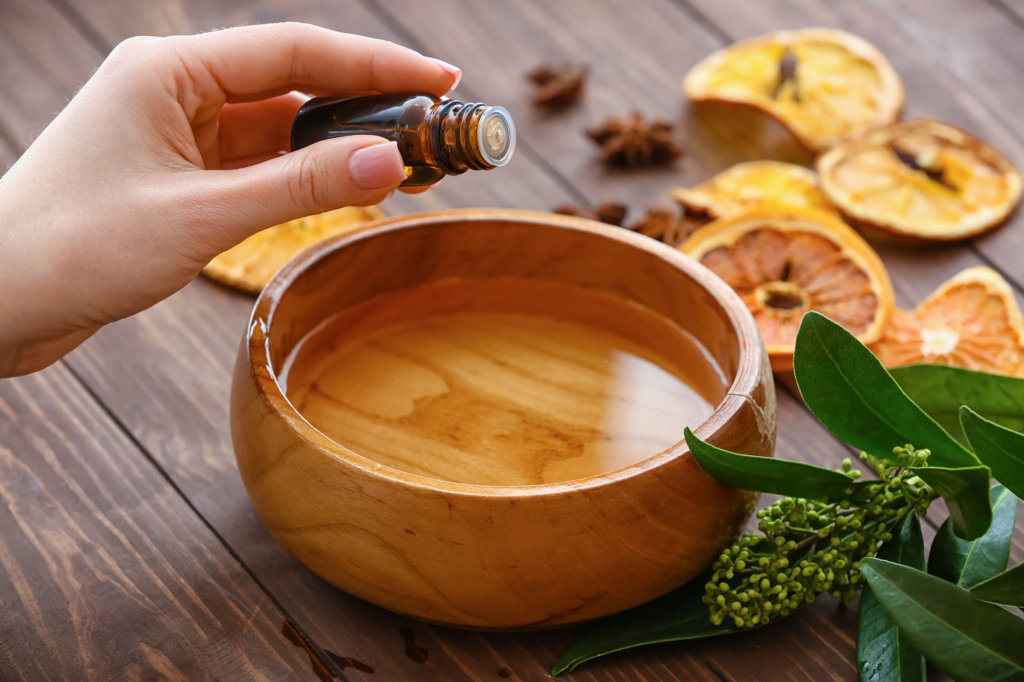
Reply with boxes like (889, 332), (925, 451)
(290, 93), (516, 187)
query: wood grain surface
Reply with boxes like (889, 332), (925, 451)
(1, 0), (1021, 679)
(0, 364), (318, 679)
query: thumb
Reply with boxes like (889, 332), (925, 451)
(200, 135), (406, 241)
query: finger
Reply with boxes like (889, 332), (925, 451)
(182, 136), (407, 249)
(175, 23), (460, 101)
(217, 92), (307, 162)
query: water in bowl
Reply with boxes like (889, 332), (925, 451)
(282, 277), (728, 486)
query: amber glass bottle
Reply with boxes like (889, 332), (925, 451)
(290, 93), (516, 187)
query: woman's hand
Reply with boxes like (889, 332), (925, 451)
(0, 22), (460, 376)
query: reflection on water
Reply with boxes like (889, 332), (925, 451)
(284, 278), (727, 485)
(543, 350), (715, 482)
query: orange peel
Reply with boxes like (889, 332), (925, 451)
(203, 205), (383, 294)
(672, 160), (835, 220)
(679, 208), (893, 371)
(683, 28), (904, 151)
(871, 266), (1024, 376)
(818, 119), (1022, 241)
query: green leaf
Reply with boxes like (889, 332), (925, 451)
(860, 558), (1024, 681)
(684, 428), (859, 499)
(877, 514), (927, 569)
(927, 484), (1017, 587)
(551, 569), (754, 675)
(971, 563), (1024, 607)
(793, 313), (976, 468)
(857, 515), (926, 682)
(961, 406), (1024, 500)
(911, 465), (993, 541)
(890, 364), (1024, 443)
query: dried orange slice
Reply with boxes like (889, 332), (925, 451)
(818, 119), (1022, 241)
(679, 209), (893, 371)
(683, 28), (904, 151)
(203, 205), (383, 294)
(671, 161), (835, 220)
(870, 266), (1024, 376)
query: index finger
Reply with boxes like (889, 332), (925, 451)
(169, 22), (460, 102)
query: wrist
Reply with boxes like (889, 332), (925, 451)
(0, 330), (94, 377)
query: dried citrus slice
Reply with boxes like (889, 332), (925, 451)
(818, 119), (1022, 241)
(671, 161), (835, 220)
(679, 209), (893, 371)
(870, 267), (1024, 376)
(683, 28), (904, 151)
(203, 205), (383, 294)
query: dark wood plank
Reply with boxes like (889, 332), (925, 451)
(15, 2), (617, 679)
(77, 285), (849, 682)
(994, 0), (1024, 24)
(8, 0), (1019, 679)
(371, 0), (1005, 303)
(364, 0), (1009, 527)
(0, 363), (320, 679)
(325, 0), (1024, 672)
(0, 129), (18, 166)
(0, 0), (101, 147)
(368, 0), (815, 209)
(1, 133), (16, 170)
(25, 3), (905, 679)
(47, 0), (867, 678)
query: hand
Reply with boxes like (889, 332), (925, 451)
(0, 23), (460, 377)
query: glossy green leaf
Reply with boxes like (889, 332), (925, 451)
(927, 484), (1017, 588)
(857, 515), (926, 682)
(961, 406), (1024, 500)
(551, 569), (754, 675)
(684, 428), (859, 499)
(911, 465), (992, 541)
(890, 364), (1024, 442)
(793, 313), (976, 467)
(971, 563), (1024, 607)
(860, 558), (1024, 681)
(876, 514), (926, 570)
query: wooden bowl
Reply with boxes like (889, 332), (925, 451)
(230, 209), (776, 629)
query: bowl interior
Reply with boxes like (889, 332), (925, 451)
(256, 210), (757, 487)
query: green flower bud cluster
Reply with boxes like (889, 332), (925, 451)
(703, 445), (936, 628)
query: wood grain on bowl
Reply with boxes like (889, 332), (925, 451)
(230, 210), (776, 629)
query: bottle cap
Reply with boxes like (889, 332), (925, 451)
(477, 106), (516, 167)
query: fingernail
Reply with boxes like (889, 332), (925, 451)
(349, 141), (406, 190)
(428, 56), (462, 89)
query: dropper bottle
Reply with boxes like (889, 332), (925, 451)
(291, 93), (516, 187)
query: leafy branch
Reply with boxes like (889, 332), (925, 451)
(696, 443), (935, 628)
(553, 313), (1024, 679)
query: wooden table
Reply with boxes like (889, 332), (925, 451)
(2, 0), (1023, 679)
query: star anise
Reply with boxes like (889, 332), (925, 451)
(627, 205), (699, 247)
(526, 63), (588, 107)
(586, 112), (683, 168)
(553, 201), (628, 226)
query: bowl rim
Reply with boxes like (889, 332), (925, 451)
(245, 208), (767, 498)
